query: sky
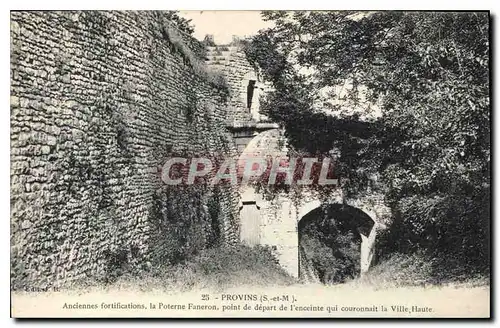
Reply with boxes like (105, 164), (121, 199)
(179, 11), (274, 44)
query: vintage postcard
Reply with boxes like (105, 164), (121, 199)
(10, 10), (491, 318)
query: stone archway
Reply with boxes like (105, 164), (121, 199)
(297, 202), (379, 282)
(234, 128), (388, 281)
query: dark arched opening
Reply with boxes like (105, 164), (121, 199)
(246, 80), (256, 110)
(298, 204), (375, 284)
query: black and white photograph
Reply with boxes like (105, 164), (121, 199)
(9, 8), (491, 318)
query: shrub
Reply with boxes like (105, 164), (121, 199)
(160, 20), (229, 90)
(359, 252), (434, 288)
(358, 252), (489, 288)
(111, 244), (294, 292)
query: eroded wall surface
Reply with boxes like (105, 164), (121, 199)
(10, 11), (240, 290)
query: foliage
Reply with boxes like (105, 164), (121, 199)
(203, 34), (216, 46)
(359, 252), (490, 288)
(358, 252), (440, 287)
(111, 245), (294, 292)
(245, 11), (490, 277)
(299, 205), (364, 284)
(157, 12), (228, 90)
(163, 11), (195, 35)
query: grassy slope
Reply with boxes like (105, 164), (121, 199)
(107, 245), (295, 293)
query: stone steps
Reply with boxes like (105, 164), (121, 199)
(205, 46), (237, 67)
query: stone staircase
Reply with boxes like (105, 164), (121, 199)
(204, 45), (235, 69)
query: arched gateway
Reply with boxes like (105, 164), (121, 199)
(205, 39), (390, 280)
(236, 129), (389, 279)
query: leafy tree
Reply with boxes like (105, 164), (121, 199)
(245, 11), (490, 278)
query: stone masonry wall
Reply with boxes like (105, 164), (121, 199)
(10, 11), (240, 290)
(206, 44), (268, 123)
